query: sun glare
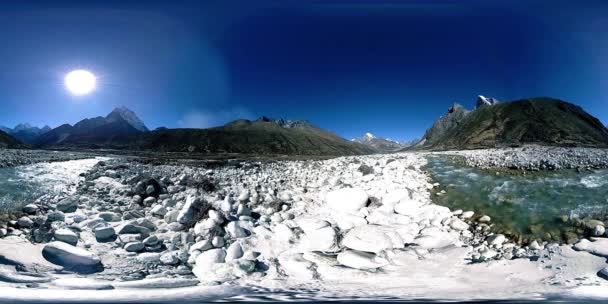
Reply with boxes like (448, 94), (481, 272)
(65, 69), (96, 96)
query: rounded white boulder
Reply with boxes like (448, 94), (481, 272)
(325, 188), (369, 213)
(341, 225), (395, 253)
(337, 250), (389, 270)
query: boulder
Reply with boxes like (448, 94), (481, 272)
(225, 242), (244, 262)
(341, 225), (394, 253)
(94, 226), (116, 241)
(42, 241), (102, 273)
(17, 216), (34, 228)
(56, 197), (78, 213)
(124, 241), (145, 252)
(337, 250), (388, 270)
(177, 196), (196, 224)
(301, 226), (338, 252)
(325, 188), (369, 213)
(22, 204), (39, 214)
(54, 228), (78, 246)
(47, 211), (65, 222)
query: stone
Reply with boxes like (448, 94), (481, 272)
(226, 221), (248, 238)
(301, 226), (338, 252)
(22, 204), (39, 214)
(192, 248), (227, 281)
(487, 234), (506, 246)
(146, 185), (156, 196)
(341, 225), (395, 253)
(573, 238), (608, 258)
(529, 240), (542, 250)
(17, 216), (34, 228)
(116, 224), (150, 236)
(124, 241), (145, 252)
(593, 225), (605, 237)
(160, 251), (180, 265)
(57, 198), (78, 213)
(325, 188), (369, 213)
(237, 204), (251, 217)
(177, 195), (202, 225)
(449, 218), (469, 231)
(461, 211), (474, 219)
(334, 213), (368, 230)
(42, 241), (102, 273)
(277, 252), (316, 280)
(151, 205), (167, 217)
(47, 211), (65, 222)
(337, 250), (388, 270)
(237, 192), (250, 202)
(98, 212), (121, 222)
(189, 239), (213, 253)
(143, 197), (156, 206)
(478, 215), (491, 222)
(143, 235), (160, 246)
(54, 228), (78, 246)
(598, 267), (608, 280)
(394, 199), (425, 217)
(94, 226), (116, 240)
(136, 253), (161, 263)
(211, 236), (224, 247)
(225, 242), (244, 262)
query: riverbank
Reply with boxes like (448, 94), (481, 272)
(0, 149), (95, 168)
(1, 151), (608, 301)
(433, 146), (608, 171)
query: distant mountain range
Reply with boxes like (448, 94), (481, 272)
(352, 133), (414, 152)
(414, 96), (608, 150)
(106, 116), (373, 155)
(0, 123), (52, 144)
(2, 96), (607, 154)
(35, 107), (148, 147)
(6, 108), (370, 155)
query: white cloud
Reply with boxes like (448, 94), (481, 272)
(177, 106), (254, 129)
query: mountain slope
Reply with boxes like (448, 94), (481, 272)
(414, 103), (470, 148)
(36, 107), (147, 148)
(0, 124), (52, 144)
(0, 130), (23, 148)
(420, 98), (608, 150)
(109, 117), (373, 155)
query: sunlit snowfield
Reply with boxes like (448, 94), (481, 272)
(426, 155), (608, 244)
(0, 158), (102, 212)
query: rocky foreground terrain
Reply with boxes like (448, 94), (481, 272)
(1, 151), (608, 301)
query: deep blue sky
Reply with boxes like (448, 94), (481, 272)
(0, 0), (607, 141)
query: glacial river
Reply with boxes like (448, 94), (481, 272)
(0, 158), (101, 212)
(426, 155), (608, 244)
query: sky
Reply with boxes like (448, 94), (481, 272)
(0, 0), (607, 141)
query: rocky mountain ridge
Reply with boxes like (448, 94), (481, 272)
(416, 97), (608, 150)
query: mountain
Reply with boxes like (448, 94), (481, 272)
(106, 117), (373, 156)
(417, 97), (608, 150)
(36, 107), (148, 147)
(352, 133), (413, 152)
(0, 123), (52, 144)
(475, 95), (500, 108)
(0, 130), (23, 148)
(106, 106), (149, 132)
(413, 103), (470, 148)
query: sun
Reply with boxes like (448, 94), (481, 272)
(65, 69), (96, 96)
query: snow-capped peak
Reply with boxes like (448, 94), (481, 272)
(364, 132), (375, 139)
